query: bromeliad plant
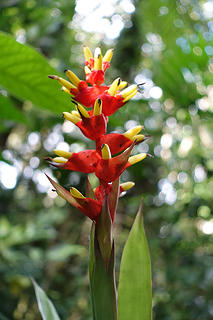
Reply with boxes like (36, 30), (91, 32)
(33, 46), (152, 320)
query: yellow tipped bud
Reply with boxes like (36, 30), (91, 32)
(118, 81), (128, 90)
(124, 125), (143, 139)
(53, 150), (73, 159)
(101, 144), (111, 160)
(48, 75), (77, 90)
(70, 187), (86, 199)
(71, 110), (81, 119)
(123, 89), (138, 102)
(128, 153), (147, 165)
(93, 98), (102, 116)
(94, 48), (103, 70)
(94, 47), (101, 57)
(64, 69), (80, 87)
(63, 112), (80, 124)
(108, 78), (121, 96)
(120, 181), (135, 191)
(52, 157), (67, 164)
(103, 49), (113, 63)
(120, 84), (137, 98)
(134, 134), (145, 142)
(61, 86), (71, 94)
(83, 46), (93, 61)
(84, 66), (91, 74)
(76, 104), (90, 118)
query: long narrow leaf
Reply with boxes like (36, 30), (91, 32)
(92, 235), (117, 320)
(118, 202), (152, 320)
(32, 279), (61, 320)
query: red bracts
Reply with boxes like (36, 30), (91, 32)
(47, 46), (148, 222)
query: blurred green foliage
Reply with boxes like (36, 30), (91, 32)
(0, 0), (213, 319)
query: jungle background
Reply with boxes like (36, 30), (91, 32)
(0, 0), (213, 319)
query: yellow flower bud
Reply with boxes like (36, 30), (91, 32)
(48, 75), (77, 90)
(128, 153), (147, 165)
(103, 49), (113, 63)
(108, 78), (121, 96)
(64, 69), (80, 87)
(53, 150), (73, 159)
(93, 98), (102, 116)
(83, 46), (93, 61)
(63, 112), (80, 124)
(101, 144), (111, 160)
(120, 84), (137, 98)
(70, 187), (86, 199)
(120, 181), (135, 191)
(76, 104), (90, 118)
(52, 157), (67, 164)
(124, 125), (143, 139)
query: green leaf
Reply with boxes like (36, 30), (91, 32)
(0, 32), (71, 114)
(96, 196), (112, 268)
(118, 202), (152, 320)
(108, 177), (119, 222)
(89, 222), (96, 320)
(91, 232), (117, 320)
(46, 243), (85, 262)
(32, 279), (61, 320)
(0, 93), (27, 123)
(86, 176), (96, 199)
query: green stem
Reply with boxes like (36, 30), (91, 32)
(89, 207), (117, 319)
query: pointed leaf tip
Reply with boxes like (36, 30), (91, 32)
(32, 279), (61, 320)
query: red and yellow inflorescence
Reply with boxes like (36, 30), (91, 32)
(47, 46), (148, 222)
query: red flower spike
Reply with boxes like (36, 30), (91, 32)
(70, 192), (102, 221)
(95, 144), (135, 183)
(50, 150), (101, 174)
(98, 92), (125, 116)
(96, 133), (133, 155)
(103, 61), (110, 72)
(76, 113), (108, 141)
(77, 80), (89, 91)
(46, 175), (101, 221)
(73, 86), (109, 108)
(86, 70), (105, 86)
(85, 58), (94, 69)
(95, 182), (111, 204)
(62, 150), (101, 173)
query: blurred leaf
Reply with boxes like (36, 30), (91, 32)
(46, 244), (85, 262)
(118, 201), (152, 320)
(0, 32), (71, 114)
(0, 312), (10, 320)
(32, 279), (61, 320)
(0, 93), (27, 123)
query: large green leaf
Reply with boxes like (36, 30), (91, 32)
(0, 32), (71, 114)
(118, 202), (152, 320)
(0, 93), (27, 123)
(32, 279), (61, 320)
